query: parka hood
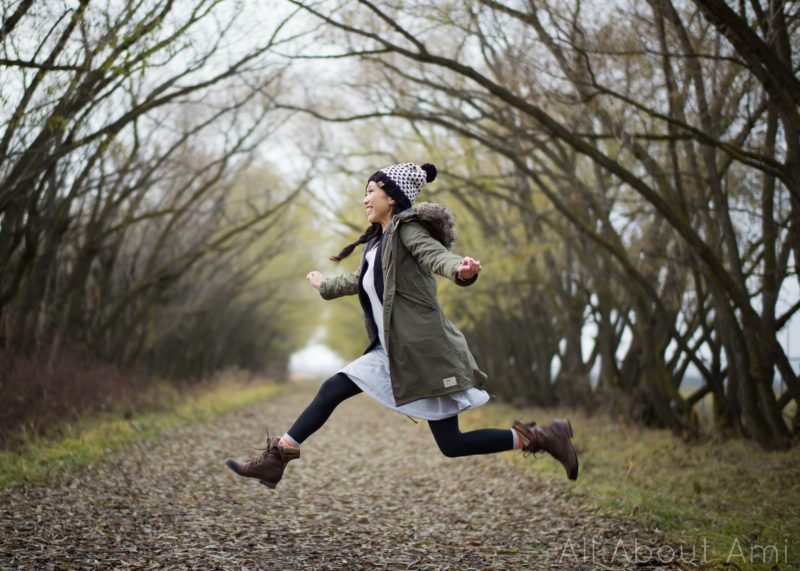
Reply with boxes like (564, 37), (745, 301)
(396, 202), (458, 250)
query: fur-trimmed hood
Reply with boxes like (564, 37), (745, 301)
(397, 202), (458, 250)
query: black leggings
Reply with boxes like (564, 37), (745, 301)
(287, 372), (513, 457)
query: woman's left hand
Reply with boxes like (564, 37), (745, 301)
(457, 257), (482, 280)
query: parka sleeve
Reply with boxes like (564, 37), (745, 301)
(318, 269), (360, 299)
(399, 222), (478, 287)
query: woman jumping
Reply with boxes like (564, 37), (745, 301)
(225, 162), (578, 488)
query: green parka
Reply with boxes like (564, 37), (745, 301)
(319, 203), (488, 406)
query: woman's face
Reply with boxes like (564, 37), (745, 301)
(363, 181), (395, 226)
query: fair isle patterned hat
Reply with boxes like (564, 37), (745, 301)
(368, 162), (437, 210)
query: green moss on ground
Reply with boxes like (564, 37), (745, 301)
(462, 402), (800, 571)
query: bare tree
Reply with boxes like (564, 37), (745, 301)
(284, 0), (798, 448)
(1, 0), (314, 380)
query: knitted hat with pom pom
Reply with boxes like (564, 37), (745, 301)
(368, 162), (437, 211)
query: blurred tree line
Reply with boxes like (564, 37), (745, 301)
(0, 0), (319, 388)
(3, 0), (797, 451)
(288, 0), (799, 450)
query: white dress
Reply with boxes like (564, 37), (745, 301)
(338, 244), (490, 421)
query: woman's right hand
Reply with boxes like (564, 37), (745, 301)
(306, 270), (324, 290)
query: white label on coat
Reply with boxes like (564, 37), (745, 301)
(443, 376), (457, 388)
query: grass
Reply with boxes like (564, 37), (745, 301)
(4, 372), (797, 570)
(462, 401), (800, 571)
(0, 375), (289, 488)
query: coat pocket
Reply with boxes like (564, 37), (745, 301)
(395, 287), (439, 311)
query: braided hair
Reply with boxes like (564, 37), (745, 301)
(329, 223), (382, 262)
(329, 204), (406, 262)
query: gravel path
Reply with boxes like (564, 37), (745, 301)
(1, 382), (699, 570)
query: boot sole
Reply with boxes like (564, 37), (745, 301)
(561, 420), (579, 481)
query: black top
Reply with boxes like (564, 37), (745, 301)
(358, 228), (391, 354)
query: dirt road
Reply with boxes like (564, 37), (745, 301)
(1, 382), (694, 569)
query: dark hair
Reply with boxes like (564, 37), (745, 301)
(329, 204), (406, 262)
(329, 223), (382, 262)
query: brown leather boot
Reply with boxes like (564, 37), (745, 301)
(225, 436), (300, 489)
(513, 419), (579, 480)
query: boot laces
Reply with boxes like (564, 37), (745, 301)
(520, 421), (544, 458)
(523, 448), (544, 459)
(244, 429), (280, 468)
